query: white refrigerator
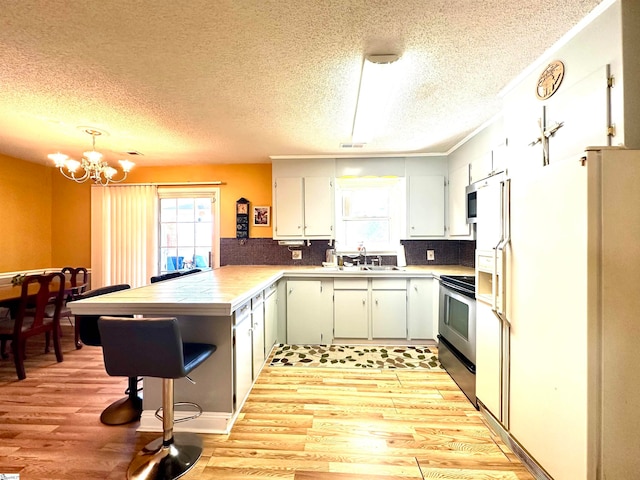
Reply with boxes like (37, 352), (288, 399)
(474, 172), (510, 427)
(478, 147), (640, 480)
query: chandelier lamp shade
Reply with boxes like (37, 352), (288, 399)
(351, 54), (402, 144)
(48, 129), (134, 185)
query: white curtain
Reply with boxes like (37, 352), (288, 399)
(90, 185), (158, 289)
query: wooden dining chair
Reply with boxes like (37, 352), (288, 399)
(59, 266), (89, 348)
(0, 272), (65, 380)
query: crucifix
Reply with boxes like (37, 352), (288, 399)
(529, 105), (564, 166)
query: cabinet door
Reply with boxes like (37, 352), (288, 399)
(234, 310), (253, 410)
(407, 278), (435, 340)
(408, 176), (445, 237)
(274, 177), (304, 237)
(448, 165), (471, 237)
(304, 177), (334, 237)
(264, 286), (278, 353)
(475, 300), (502, 421)
(251, 299), (265, 379)
(334, 290), (369, 338)
(286, 280), (333, 344)
(470, 152), (493, 184)
(371, 290), (407, 338)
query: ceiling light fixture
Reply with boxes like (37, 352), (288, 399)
(351, 54), (402, 144)
(48, 129), (134, 185)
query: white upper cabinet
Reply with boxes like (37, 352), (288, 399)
(272, 159), (336, 240)
(407, 175), (445, 237)
(273, 176), (334, 239)
(447, 164), (471, 237)
(274, 177), (304, 237)
(470, 152), (493, 184)
(303, 177), (334, 236)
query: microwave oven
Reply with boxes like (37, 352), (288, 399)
(465, 182), (478, 224)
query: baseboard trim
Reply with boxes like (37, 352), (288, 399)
(478, 401), (553, 480)
(137, 410), (234, 434)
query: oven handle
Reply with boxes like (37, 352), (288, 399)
(440, 281), (475, 300)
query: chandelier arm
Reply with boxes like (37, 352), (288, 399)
(58, 167), (90, 183)
(103, 171), (129, 185)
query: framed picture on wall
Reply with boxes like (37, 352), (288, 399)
(252, 206), (270, 226)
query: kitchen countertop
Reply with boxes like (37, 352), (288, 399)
(69, 264), (474, 317)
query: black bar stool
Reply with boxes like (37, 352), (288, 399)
(74, 284), (142, 425)
(98, 316), (216, 480)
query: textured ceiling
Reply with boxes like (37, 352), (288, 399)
(0, 0), (603, 167)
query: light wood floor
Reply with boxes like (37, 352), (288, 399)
(0, 325), (534, 479)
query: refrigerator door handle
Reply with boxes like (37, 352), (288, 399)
(492, 179), (507, 314)
(495, 179), (511, 324)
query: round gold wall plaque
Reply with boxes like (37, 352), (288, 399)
(536, 60), (565, 100)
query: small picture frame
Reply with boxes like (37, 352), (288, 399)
(252, 206), (270, 226)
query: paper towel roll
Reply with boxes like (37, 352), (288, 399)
(397, 244), (407, 267)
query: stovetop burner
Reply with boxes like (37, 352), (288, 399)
(440, 275), (475, 289)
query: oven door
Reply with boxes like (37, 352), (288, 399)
(439, 284), (476, 364)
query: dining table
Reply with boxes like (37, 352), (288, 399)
(0, 279), (73, 317)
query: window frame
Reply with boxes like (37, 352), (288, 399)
(157, 186), (221, 273)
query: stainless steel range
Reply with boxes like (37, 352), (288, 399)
(438, 274), (477, 407)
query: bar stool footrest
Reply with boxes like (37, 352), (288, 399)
(154, 401), (203, 424)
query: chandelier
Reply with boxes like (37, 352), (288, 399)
(48, 129), (134, 185)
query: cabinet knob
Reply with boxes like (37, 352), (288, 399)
(375, 299), (378, 306)
(362, 299), (365, 306)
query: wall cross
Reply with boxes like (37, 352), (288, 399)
(529, 105), (564, 166)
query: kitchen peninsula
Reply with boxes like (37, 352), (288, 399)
(69, 264), (473, 433)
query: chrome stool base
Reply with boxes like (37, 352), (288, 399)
(100, 395), (142, 425)
(127, 432), (203, 480)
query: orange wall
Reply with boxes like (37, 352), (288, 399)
(51, 174), (92, 267)
(125, 163), (273, 238)
(0, 155), (53, 271)
(0, 158), (272, 273)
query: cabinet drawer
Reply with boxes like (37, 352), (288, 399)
(371, 278), (406, 290)
(251, 291), (264, 309)
(264, 282), (277, 298)
(235, 301), (251, 324)
(334, 278), (368, 290)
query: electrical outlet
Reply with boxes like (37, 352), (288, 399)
(292, 250), (302, 260)
(426, 250), (435, 261)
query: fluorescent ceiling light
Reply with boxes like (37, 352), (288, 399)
(351, 54), (401, 144)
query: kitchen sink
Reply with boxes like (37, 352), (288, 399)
(334, 265), (404, 272)
(359, 265), (403, 271)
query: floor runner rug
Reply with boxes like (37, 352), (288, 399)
(269, 344), (442, 369)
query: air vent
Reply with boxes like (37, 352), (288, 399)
(339, 143), (366, 149)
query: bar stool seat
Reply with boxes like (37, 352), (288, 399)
(98, 316), (216, 480)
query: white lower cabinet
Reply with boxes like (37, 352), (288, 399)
(264, 282), (278, 353)
(251, 292), (265, 379)
(233, 302), (253, 409)
(371, 279), (407, 338)
(334, 278), (369, 338)
(286, 279), (333, 344)
(285, 275), (441, 344)
(333, 278), (407, 340)
(407, 278), (436, 340)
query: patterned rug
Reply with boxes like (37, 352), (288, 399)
(269, 344), (442, 369)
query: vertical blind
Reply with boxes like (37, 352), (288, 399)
(90, 185), (158, 288)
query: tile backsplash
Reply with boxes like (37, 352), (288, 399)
(220, 238), (475, 268)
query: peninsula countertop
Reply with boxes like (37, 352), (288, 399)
(69, 264), (475, 317)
